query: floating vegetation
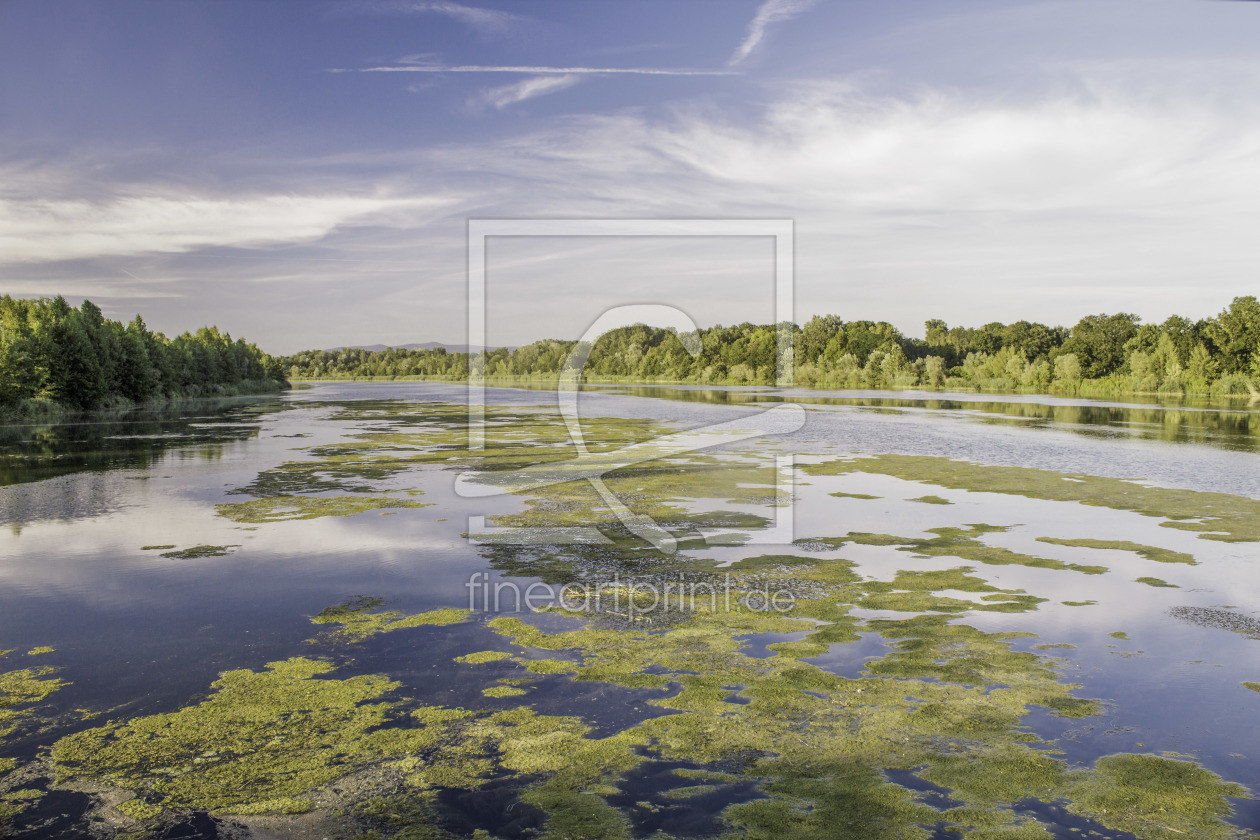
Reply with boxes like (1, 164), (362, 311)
(0, 663), (64, 739)
(803, 455), (1260, 543)
(51, 657), (469, 818)
(217, 493), (430, 523)
(1063, 600), (1098, 607)
(909, 494), (952, 505)
(1065, 753), (1250, 840)
(309, 596), (470, 643)
(115, 798), (163, 822)
(1, 659), (64, 822)
(1169, 606), (1260, 639)
(158, 544), (237, 560)
(25, 647), (53, 656)
(1110, 631), (1130, 640)
(1136, 576), (1178, 589)
(807, 524), (1109, 575)
(855, 566), (1045, 614)
(1037, 537), (1197, 565)
(1244, 682), (1260, 693)
(829, 491), (880, 500)
(482, 685), (528, 698)
(456, 651), (513, 665)
(139, 544), (175, 551)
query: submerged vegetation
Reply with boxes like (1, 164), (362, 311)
(0, 294), (287, 417)
(282, 295), (1260, 398)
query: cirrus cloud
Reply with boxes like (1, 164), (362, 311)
(0, 193), (453, 263)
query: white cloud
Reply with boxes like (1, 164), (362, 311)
(341, 62), (732, 76)
(417, 72), (1260, 333)
(729, 0), (818, 66)
(364, 1), (525, 34)
(475, 74), (580, 110)
(0, 193), (453, 263)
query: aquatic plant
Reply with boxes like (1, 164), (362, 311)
(310, 597), (470, 643)
(803, 455), (1260, 543)
(51, 657), (469, 818)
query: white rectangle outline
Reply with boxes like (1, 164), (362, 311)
(466, 219), (794, 450)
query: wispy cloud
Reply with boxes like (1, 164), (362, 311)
(729, 0), (818, 65)
(475, 74), (580, 110)
(0, 194), (452, 263)
(337, 62), (732, 76)
(357, 1), (526, 35)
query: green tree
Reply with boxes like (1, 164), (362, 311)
(1207, 296), (1260, 374)
(1053, 353), (1082, 389)
(1061, 313), (1140, 378)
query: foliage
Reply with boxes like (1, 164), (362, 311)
(279, 297), (1260, 397)
(0, 295), (286, 413)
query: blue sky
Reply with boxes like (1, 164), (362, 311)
(2, 0), (1259, 353)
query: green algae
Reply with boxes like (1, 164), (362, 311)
(830, 491), (880, 500)
(1066, 753), (1251, 840)
(909, 495), (952, 505)
(1243, 682), (1260, 693)
(310, 597), (470, 643)
(115, 798), (163, 821)
(1062, 600), (1097, 607)
(660, 783), (720, 799)
(819, 525), (1108, 575)
(159, 544), (237, 560)
(804, 454), (1260, 543)
(25, 647), (54, 656)
(1136, 576), (1179, 588)
(51, 657), (466, 817)
(0, 664), (65, 738)
(225, 399), (789, 549)
(856, 567), (1044, 614)
(217, 493), (430, 523)
(1, 661), (66, 824)
(482, 686), (528, 698)
(476, 579), (1119, 839)
(1110, 631), (1130, 640)
(139, 545), (176, 551)
(456, 651), (513, 665)
(1036, 537), (1197, 565)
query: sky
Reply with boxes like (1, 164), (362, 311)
(2, 0), (1259, 354)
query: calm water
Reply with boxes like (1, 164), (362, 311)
(2, 382), (1259, 838)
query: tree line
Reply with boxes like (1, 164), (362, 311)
(0, 295), (288, 415)
(281, 295), (1260, 396)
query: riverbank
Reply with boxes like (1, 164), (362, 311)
(284, 373), (1260, 403)
(0, 379), (289, 425)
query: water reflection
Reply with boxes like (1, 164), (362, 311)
(588, 384), (1260, 453)
(0, 396), (284, 488)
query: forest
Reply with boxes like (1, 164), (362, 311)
(0, 295), (287, 416)
(282, 296), (1260, 397)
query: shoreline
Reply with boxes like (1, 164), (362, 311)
(0, 380), (288, 426)
(284, 375), (1260, 405)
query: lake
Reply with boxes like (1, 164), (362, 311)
(2, 381), (1259, 839)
